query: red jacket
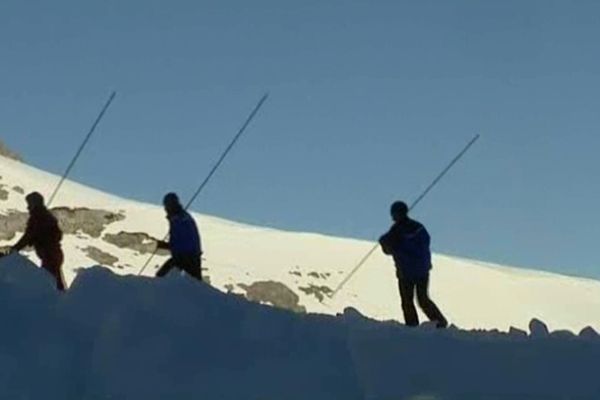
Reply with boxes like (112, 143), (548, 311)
(14, 207), (63, 259)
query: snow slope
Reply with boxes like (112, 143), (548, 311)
(1, 155), (600, 332)
(0, 253), (599, 400)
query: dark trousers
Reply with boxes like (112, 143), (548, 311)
(39, 248), (66, 292)
(156, 254), (203, 282)
(397, 273), (446, 327)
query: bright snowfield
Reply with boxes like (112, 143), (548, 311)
(1, 154), (600, 333)
(0, 254), (600, 400)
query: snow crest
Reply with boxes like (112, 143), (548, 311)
(0, 254), (599, 399)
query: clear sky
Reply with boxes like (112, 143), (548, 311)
(1, 1), (599, 279)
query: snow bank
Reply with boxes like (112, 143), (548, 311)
(0, 254), (599, 400)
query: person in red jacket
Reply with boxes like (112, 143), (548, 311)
(10, 192), (66, 291)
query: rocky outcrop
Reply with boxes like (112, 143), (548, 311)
(239, 281), (306, 313)
(53, 207), (125, 237)
(298, 284), (333, 302)
(82, 246), (119, 267)
(0, 140), (23, 162)
(307, 271), (331, 279)
(0, 185), (9, 201)
(0, 207), (124, 241)
(0, 211), (28, 241)
(103, 231), (169, 256)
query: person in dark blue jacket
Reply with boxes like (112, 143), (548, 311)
(155, 192), (203, 282)
(379, 201), (447, 328)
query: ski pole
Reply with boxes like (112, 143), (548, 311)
(327, 134), (480, 301)
(48, 91), (117, 206)
(138, 92), (270, 276)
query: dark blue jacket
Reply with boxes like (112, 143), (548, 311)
(168, 210), (202, 257)
(379, 219), (432, 280)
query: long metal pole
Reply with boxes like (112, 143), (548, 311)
(138, 92), (270, 276)
(47, 91), (117, 206)
(327, 134), (480, 300)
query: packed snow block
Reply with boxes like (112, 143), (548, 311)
(0, 254), (77, 399)
(0, 253), (59, 332)
(0, 253), (56, 296)
(342, 307), (373, 325)
(579, 326), (600, 340)
(529, 318), (550, 338)
(508, 326), (528, 338)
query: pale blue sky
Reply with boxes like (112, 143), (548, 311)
(1, 1), (599, 278)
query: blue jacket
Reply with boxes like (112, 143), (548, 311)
(168, 210), (202, 257)
(379, 219), (432, 280)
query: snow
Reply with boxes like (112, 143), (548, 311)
(0, 253), (599, 399)
(1, 154), (600, 333)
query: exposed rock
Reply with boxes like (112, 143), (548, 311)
(298, 284), (333, 302)
(307, 271), (331, 279)
(289, 271), (302, 277)
(0, 211), (28, 241)
(12, 186), (24, 195)
(239, 281), (306, 313)
(0, 185), (8, 201)
(82, 246), (119, 267)
(529, 319), (549, 338)
(579, 326), (600, 340)
(53, 207), (125, 238)
(103, 231), (169, 256)
(0, 207), (124, 241)
(0, 140), (23, 162)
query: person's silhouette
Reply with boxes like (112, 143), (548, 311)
(379, 201), (447, 328)
(11, 192), (66, 291)
(155, 193), (203, 282)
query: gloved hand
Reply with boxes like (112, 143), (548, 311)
(156, 240), (169, 250)
(379, 234), (393, 255)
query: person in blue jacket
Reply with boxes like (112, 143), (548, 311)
(379, 201), (447, 328)
(155, 192), (203, 282)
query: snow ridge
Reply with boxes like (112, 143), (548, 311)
(0, 254), (599, 399)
